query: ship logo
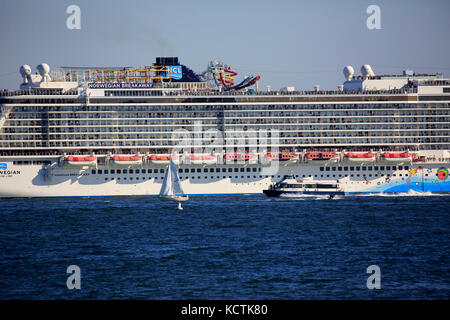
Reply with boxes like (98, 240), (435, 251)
(167, 66), (182, 80)
(0, 163), (7, 170)
(437, 167), (448, 181)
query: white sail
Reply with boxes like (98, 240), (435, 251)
(159, 156), (187, 200)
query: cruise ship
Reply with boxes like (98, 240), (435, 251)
(0, 57), (449, 197)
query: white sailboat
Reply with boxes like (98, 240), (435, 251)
(159, 156), (189, 205)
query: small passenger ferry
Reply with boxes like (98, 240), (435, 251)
(263, 175), (345, 198)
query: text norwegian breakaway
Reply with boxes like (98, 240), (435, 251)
(87, 83), (154, 89)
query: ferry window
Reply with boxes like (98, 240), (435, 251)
(374, 166), (378, 171)
(240, 168), (245, 172)
(103, 170), (108, 174)
(203, 168), (208, 173)
(351, 174), (354, 177)
(197, 168), (201, 173)
(185, 169), (189, 173)
(130, 177), (133, 180)
(380, 166), (385, 170)
(216, 168), (220, 172)
(124, 177), (127, 180)
(191, 169), (195, 173)
(111, 169), (115, 174)
(325, 167), (330, 171)
(399, 174), (402, 177)
(425, 174), (428, 176)
(222, 168), (226, 172)
(362, 167), (366, 171)
(356, 167), (360, 171)
(209, 168), (214, 173)
(117, 177), (121, 180)
(398, 166), (403, 170)
(105, 178), (108, 180)
(392, 166), (397, 170)
(91, 170), (96, 174)
(405, 166), (409, 170)
(338, 167), (342, 171)
(123, 169), (128, 174)
(344, 167), (348, 171)
(228, 168), (232, 172)
(246, 168), (251, 172)
(148, 169), (152, 173)
(356, 174), (360, 177)
(350, 167), (354, 171)
(135, 169), (140, 174)
(234, 168), (238, 172)
(129, 169), (133, 174)
(141, 169), (146, 174)
(386, 166), (391, 170)
(154, 169), (158, 173)
(191, 177), (195, 179)
(258, 168), (261, 172)
(332, 167), (336, 171)
(161, 169), (165, 173)
(117, 169), (121, 174)
(326, 175), (330, 177)
(179, 169), (182, 173)
(320, 175), (324, 177)
(252, 168), (257, 172)
(368, 167), (372, 171)
(320, 167), (324, 171)
(136, 177), (139, 180)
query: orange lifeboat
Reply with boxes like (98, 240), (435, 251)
(148, 155), (179, 165)
(380, 152), (412, 163)
(224, 153), (257, 163)
(265, 152), (298, 161)
(64, 156), (97, 166)
(344, 153), (375, 163)
(304, 152), (339, 164)
(188, 154), (217, 165)
(110, 155), (142, 166)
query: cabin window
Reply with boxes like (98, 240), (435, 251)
(252, 168), (257, 172)
(91, 170), (96, 174)
(216, 168), (220, 172)
(332, 167), (336, 171)
(135, 169), (140, 174)
(320, 167), (324, 171)
(110, 170), (115, 174)
(362, 167), (366, 171)
(344, 167), (348, 171)
(117, 169), (121, 174)
(325, 167), (330, 171)
(203, 168), (208, 173)
(246, 168), (251, 172)
(190, 169), (195, 173)
(129, 169), (133, 174)
(350, 167), (354, 171)
(392, 166), (397, 170)
(374, 166), (378, 170)
(356, 167), (360, 171)
(123, 169), (128, 174)
(197, 169), (201, 173)
(386, 166), (391, 170)
(240, 168), (245, 172)
(234, 168), (239, 172)
(228, 168), (233, 172)
(154, 169), (158, 174)
(398, 166), (403, 170)
(368, 167), (372, 171)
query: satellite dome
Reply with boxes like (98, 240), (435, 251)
(361, 64), (374, 78)
(343, 66), (354, 81)
(19, 65), (32, 84)
(36, 63), (51, 82)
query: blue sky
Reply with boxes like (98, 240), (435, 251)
(1, 0), (449, 90)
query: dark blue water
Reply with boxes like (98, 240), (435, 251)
(0, 195), (449, 299)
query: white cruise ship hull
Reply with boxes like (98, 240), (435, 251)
(0, 159), (448, 197)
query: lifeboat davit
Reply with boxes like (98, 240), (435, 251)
(148, 154), (180, 165)
(110, 155), (142, 166)
(64, 156), (97, 166)
(265, 152), (298, 162)
(380, 152), (412, 163)
(304, 152), (339, 164)
(224, 153), (258, 163)
(188, 154), (217, 165)
(344, 153), (376, 163)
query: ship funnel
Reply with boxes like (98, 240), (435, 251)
(19, 65), (32, 84)
(343, 66), (354, 81)
(37, 63), (51, 82)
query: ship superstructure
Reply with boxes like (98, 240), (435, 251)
(0, 57), (448, 197)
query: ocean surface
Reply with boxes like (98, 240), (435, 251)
(0, 194), (449, 299)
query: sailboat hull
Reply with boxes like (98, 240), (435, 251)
(159, 195), (189, 202)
